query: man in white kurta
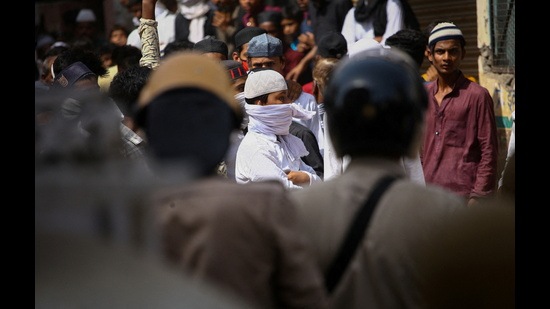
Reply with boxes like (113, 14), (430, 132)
(235, 69), (322, 189)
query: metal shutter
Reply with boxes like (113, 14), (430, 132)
(408, 0), (479, 81)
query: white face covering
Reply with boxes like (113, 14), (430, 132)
(245, 103), (316, 160)
(245, 103), (315, 135)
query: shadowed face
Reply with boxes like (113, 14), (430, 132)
(239, 0), (262, 13)
(233, 43), (250, 71)
(74, 22), (96, 39)
(282, 18), (300, 41)
(428, 39), (465, 76)
(259, 22), (282, 41)
(110, 29), (128, 46)
(232, 76), (247, 95)
(248, 56), (284, 74)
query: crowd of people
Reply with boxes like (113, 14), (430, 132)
(36, 0), (515, 308)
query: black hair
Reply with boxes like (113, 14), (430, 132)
(109, 24), (130, 37)
(281, 2), (303, 24)
(126, 0), (143, 7)
(111, 45), (142, 72)
(385, 29), (427, 68)
(98, 42), (117, 56)
(163, 39), (195, 58)
(109, 65), (152, 115)
(53, 47), (108, 77)
(44, 45), (70, 59)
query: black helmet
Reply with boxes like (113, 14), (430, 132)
(324, 48), (427, 158)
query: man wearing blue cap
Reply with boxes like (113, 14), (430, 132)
(421, 22), (498, 207)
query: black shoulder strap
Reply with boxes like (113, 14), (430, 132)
(324, 175), (397, 293)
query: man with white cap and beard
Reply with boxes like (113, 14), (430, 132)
(72, 8), (106, 47)
(134, 52), (329, 309)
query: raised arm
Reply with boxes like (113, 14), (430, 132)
(139, 0), (161, 69)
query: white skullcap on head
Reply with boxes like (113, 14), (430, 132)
(51, 41), (70, 49)
(428, 22), (463, 46)
(348, 38), (388, 58)
(244, 69), (287, 99)
(76, 8), (96, 22)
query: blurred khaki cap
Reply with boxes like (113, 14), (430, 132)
(138, 52), (240, 116)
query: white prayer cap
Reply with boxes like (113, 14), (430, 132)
(76, 8), (96, 23)
(244, 69), (287, 99)
(348, 38), (387, 58)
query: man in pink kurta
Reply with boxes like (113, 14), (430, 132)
(421, 22), (498, 206)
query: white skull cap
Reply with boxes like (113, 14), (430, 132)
(348, 38), (387, 58)
(76, 9), (96, 23)
(244, 69), (287, 99)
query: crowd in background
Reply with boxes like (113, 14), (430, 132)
(35, 0), (515, 308)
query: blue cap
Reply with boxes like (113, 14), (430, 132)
(53, 61), (96, 88)
(247, 34), (283, 57)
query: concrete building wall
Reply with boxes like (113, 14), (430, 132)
(476, 0), (515, 177)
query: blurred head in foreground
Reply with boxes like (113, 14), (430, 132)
(136, 52), (243, 177)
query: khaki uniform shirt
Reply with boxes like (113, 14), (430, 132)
(153, 177), (329, 309)
(290, 157), (465, 309)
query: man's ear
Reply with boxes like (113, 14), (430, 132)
(426, 49), (434, 63)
